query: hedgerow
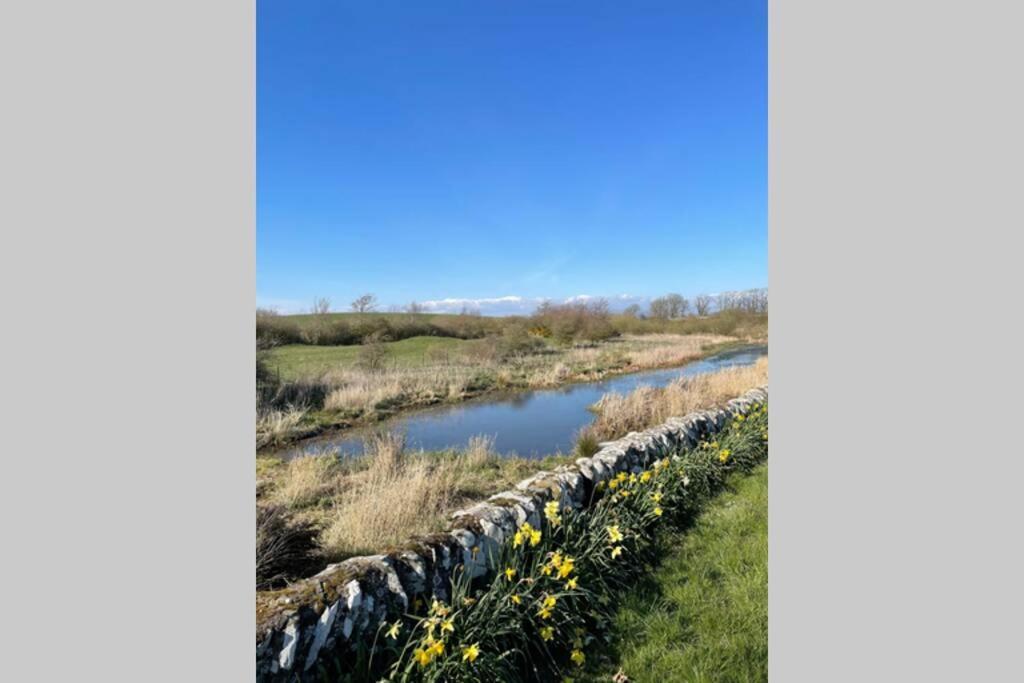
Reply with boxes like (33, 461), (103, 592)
(348, 403), (768, 682)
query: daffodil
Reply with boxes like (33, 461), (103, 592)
(511, 594), (522, 605)
(440, 619), (454, 634)
(538, 607), (553, 619)
(462, 643), (480, 663)
(513, 530), (525, 547)
(386, 620), (402, 640)
(654, 507), (663, 517)
(571, 649), (586, 666)
(607, 525), (623, 543)
(414, 648), (431, 667)
(544, 501), (563, 526)
(558, 557), (575, 578)
(529, 528), (542, 546)
(540, 626), (554, 641)
(640, 470), (652, 483)
(652, 491), (663, 503)
(719, 449), (731, 463)
(505, 567), (517, 581)
(565, 577), (578, 590)
(429, 640), (445, 657)
(611, 545), (623, 559)
(543, 595), (558, 609)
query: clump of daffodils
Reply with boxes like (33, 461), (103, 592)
(388, 401), (768, 681)
(513, 522), (542, 548)
(544, 500), (564, 526)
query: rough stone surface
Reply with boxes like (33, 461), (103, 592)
(255, 385), (767, 681)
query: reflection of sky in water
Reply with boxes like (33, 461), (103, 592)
(290, 346), (767, 460)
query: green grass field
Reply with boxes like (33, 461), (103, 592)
(591, 465), (767, 682)
(261, 336), (478, 380)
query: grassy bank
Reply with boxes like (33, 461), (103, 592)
(590, 465), (767, 682)
(358, 402), (768, 682)
(256, 359), (767, 591)
(256, 333), (750, 450)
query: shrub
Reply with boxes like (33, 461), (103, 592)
(574, 428), (601, 457)
(256, 311), (303, 348)
(256, 504), (320, 590)
(358, 333), (392, 372)
(533, 299), (618, 345)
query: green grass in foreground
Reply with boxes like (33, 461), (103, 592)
(262, 336), (477, 379)
(591, 465), (767, 683)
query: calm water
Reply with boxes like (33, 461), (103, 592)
(287, 345), (767, 460)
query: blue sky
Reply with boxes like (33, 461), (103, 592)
(258, 1), (766, 314)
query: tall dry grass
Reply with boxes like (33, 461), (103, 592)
(256, 407), (308, 449)
(267, 452), (344, 509)
(318, 434), (502, 558)
(584, 356), (768, 442)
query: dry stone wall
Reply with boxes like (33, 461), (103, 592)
(256, 385), (768, 681)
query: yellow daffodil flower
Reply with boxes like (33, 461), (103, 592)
(462, 643), (480, 663)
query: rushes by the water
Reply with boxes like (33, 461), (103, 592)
(584, 356), (768, 442)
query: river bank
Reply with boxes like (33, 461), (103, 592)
(258, 333), (764, 453)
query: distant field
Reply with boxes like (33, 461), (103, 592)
(262, 336), (478, 380)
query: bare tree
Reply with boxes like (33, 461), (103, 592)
(694, 295), (711, 316)
(716, 293), (734, 312)
(311, 297), (331, 315)
(650, 293), (688, 319)
(753, 290), (768, 313)
(358, 333), (391, 372)
(649, 296), (671, 320)
(622, 303), (642, 318)
(350, 293), (378, 313)
(406, 301), (425, 314)
(459, 304), (481, 316)
(665, 293), (688, 318)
